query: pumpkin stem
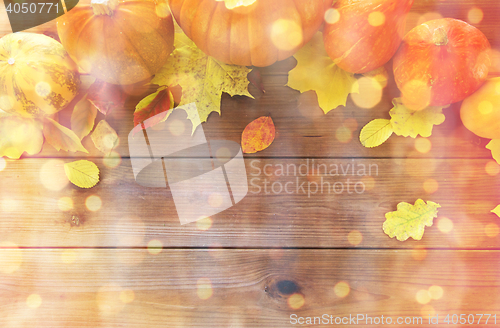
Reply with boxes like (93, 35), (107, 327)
(432, 27), (448, 46)
(91, 0), (118, 15)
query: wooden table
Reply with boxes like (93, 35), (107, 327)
(1, 0), (500, 326)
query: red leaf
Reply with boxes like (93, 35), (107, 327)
(248, 69), (265, 93)
(241, 116), (276, 154)
(87, 80), (126, 115)
(132, 87), (174, 134)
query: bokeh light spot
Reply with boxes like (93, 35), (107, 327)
(96, 284), (125, 315)
(271, 19), (303, 51)
(168, 119), (186, 136)
(0, 241), (22, 274)
(103, 151), (122, 169)
(335, 126), (352, 143)
(86, 195), (102, 212)
(147, 239), (163, 255)
(402, 79), (431, 111)
(196, 217), (213, 231)
(334, 282), (350, 298)
(287, 293), (305, 309)
(412, 246), (427, 261)
(428, 285), (443, 300)
(416, 289), (431, 304)
(437, 217), (454, 233)
(40, 159), (69, 191)
(347, 230), (363, 246)
(423, 178), (438, 194)
(351, 77), (383, 109)
(478, 100), (493, 115)
(485, 161), (500, 176)
(119, 289), (135, 303)
(35, 81), (51, 97)
(208, 193), (224, 208)
(26, 294), (42, 308)
(324, 8), (340, 24)
(368, 11), (385, 26)
(61, 250), (77, 264)
(58, 197), (73, 212)
(485, 223), (499, 237)
(415, 138), (432, 153)
(468, 7), (484, 24)
(197, 278), (213, 300)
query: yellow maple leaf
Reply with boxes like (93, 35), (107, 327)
(383, 199), (441, 241)
(359, 119), (393, 148)
(389, 98), (445, 138)
(152, 29), (253, 133)
(486, 140), (500, 165)
(287, 32), (358, 114)
(0, 115), (44, 159)
(64, 160), (100, 189)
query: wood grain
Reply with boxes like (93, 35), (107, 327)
(0, 249), (499, 327)
(1, 157), (499, 248)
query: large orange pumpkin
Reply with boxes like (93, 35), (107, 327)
(57, 0), (175, 85)
(168, 0), (332, 67)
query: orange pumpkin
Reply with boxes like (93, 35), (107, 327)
(168, 0), (331, 67)
(57, 0), (175, 85)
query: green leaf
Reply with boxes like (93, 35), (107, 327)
(71, 97), (98, 140)
(389, 98), (445, 138)
(0, 116), (43, 159)
(64, 160), (100, 189)
(383, 199), (441, 241)
(359, 119), (393, 148)
(43, 118), (88, 153)
(152, 31), (253, 133)
(287, 32), (358, 114)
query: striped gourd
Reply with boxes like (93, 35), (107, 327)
(0, 32), (80, 118)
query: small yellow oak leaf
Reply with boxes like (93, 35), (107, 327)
(486, 140), (500, 165)
(491, 205), (500, 218)
(0, 116), (43, 159)
(389, 98), (445, 138)
(287, 32), (358, 114)
(64, 160), (100, 189)
(383, 199), (441, 241)
(359, 119), (393, 148)
(152, 30), (253, 134)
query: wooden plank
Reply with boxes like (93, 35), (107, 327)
(0, 249), (499, 327)
(1, 157), (499, 248)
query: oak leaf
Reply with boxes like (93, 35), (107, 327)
(241, 116), (276, 153)
(64, 160), (100, 189)
(152, 30), (253, 133)
(389, 98), (445, 138)
(383, 199), (441, 241)
(359, 119), (393, 148)
(287, 32), (358, 114)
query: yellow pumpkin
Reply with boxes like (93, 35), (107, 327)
(0, 32), (80, 118)
(57, 0), (175, 85)
(168, 0), (331, 67)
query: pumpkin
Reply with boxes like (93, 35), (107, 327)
(168, 0), (332, 67)
(393, 18), (491, 110)
(0, 32), (80, 118)
(323, 0), (414, 74)
(57, 0), (175, 85)
(460, 77), (500, 139)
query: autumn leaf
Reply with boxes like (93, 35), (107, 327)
(133, 86), (174, 133)
(287, 32), (358, 114)
(43, 118), (88, 153)
(241, 116), (276, 153)
(0, 116), (44, 159)
(151, 30), (253, 133)
(64, 160), (100, 188)
(389, 98), (445, 138)
(491, 205), (500, 218)
(486, 140), (500, 165)
(359, 119), (393, 148)
(91, 120), (119, 155)
(87, 80), (126, 115)
(71, 97), (98, 140)
(383, 199), (441, 241)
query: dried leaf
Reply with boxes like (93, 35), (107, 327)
(0, 116), (43, 159)
(486, 140), (500, 165)
(64, 160), (100, 189)
(71, 97), (98, 140)
(383, 199), (441, 241)
(287, 32), (358, 114)
(359, 119), (393, 148)
(241, 116), (276, 154)
(491, 205), (500, 218)
(152, 30), (253, 133)
(91, 120), (119, 154)
(87, 80), (126, 115)
(389, 98), (445, 138)
(43, 118), (88, 153)
(133, 86), (174, 133)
